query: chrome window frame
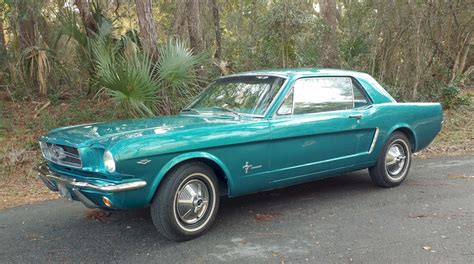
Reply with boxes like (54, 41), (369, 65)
(352, 78), (373, 108)
(275, 87), (294, 116)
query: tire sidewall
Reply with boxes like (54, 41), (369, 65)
(151, 162), (220, 240)
(171, 172), (218, 234)
(380, 133), (412, 185)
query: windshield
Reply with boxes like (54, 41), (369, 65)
(187, 75), (286, 116)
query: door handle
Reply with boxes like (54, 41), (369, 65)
(349, 114), (363, 119)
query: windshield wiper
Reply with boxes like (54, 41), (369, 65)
(210, 107), (242, 119)
(181, 108), (202, 114)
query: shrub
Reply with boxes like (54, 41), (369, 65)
(93, 39), (207, 117)
(441, 84), (472, 109)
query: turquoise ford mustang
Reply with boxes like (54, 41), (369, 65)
(36, 68), (443, 241)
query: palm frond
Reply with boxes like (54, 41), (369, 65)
(93, 39), (159, 117)
(156, 40), (208, 113)
(53, 8), (88, 49)
(19, 46), (53, 95)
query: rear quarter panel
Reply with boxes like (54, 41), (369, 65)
(369, 102), (443, 159)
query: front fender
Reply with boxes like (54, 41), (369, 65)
(145, 152), (234, 203)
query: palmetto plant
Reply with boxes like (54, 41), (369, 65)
(93, 38), (159, 117)
(19, 45), (52, 95)
(156, 40), (207, 115)
(53, 6), (116, 95)
(93, 39), (207, 117)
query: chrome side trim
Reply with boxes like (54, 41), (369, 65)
(35, 164), (147, 193)
(368, 128), (380, 154)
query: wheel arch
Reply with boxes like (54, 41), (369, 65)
(146, 152), (234, 203)
(388, 125), (417, 151)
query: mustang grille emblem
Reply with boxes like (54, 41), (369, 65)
(49, 145), (66, 160)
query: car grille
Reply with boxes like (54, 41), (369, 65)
(39, 142), (82, 168)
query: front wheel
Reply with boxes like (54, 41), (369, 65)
(150, 162), (220, 241)
(369, 132), (412, 187)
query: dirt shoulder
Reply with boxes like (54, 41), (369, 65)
(416, 105), (474, 159)
(0, 100), (472, 209)
(0, 98), (118, 209)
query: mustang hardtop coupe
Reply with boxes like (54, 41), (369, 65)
(37, 68), (443, 241)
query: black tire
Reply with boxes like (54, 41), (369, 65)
(150, 162), (220, 241)
(369, 132), (412, 188)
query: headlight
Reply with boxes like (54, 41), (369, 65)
(103, 150), (116, 173)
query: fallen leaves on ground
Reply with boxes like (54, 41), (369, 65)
(255, 212), (283, 222)
(422, 245), (437, 253)
(408, 214), (428, 219)
(85, 209), (112, 222)
(448, 174), (474, 180)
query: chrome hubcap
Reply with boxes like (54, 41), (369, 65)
(175, 179), (210, 225)
(385, 143), (407, 177)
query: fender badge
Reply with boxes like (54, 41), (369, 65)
(137, 159), (151, 165)
(243, 162), (262, 174)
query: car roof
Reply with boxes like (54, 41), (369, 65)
(225, 68), (369, 79)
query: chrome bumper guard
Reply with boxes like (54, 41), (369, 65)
(35, 163), (147, 208)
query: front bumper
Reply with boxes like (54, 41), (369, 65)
(35, 163), (147, 208)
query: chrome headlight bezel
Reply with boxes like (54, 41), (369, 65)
(39, 141), (51, 160)
(103, 150), (116, 173)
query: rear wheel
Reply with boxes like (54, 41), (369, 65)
(369, 132), (412, 187)
(150, 162), (220, 241)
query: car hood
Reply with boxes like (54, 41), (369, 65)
(40, 114), (247, 148)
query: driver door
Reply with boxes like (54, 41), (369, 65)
(268, 76), (377, 185)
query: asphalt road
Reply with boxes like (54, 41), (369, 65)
(1, 155), (473, 263)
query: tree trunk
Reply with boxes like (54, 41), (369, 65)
(171, 0), (188, 40)
(210, 0), (222, 59)
(0, 21), (5, 50)
(135, 0), (159, 59)
(281, 1), (288, 68)
(412, 5), (423, 100)
(319, 0), (339, 68)
(18, 6), (35, 49)
(185, 0), (202, 53)
(74, 0), (98, 36)
(450, 32), (472, 85)
(0, 20), (6, 70)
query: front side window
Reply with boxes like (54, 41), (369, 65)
(188, 75), (285, 116)
(293, 77), (353, 114)
(277, 77), (369, 115)
(276, 89), (294, 115)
